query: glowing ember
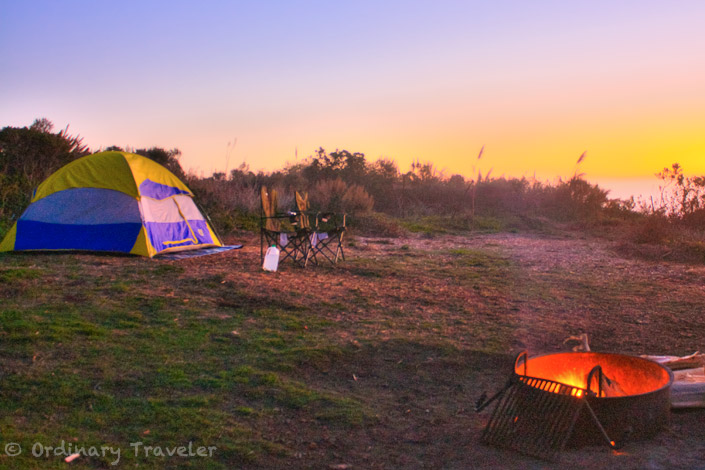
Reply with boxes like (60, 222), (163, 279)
(516, 352), (673, 397)
(553, 370), (589, 394)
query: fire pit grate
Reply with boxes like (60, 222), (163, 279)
(479, 374), (586, 461)
(476, 352), (621, 461)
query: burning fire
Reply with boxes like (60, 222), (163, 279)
(552, 370), (590, 396)
(516, 352), (673, 398)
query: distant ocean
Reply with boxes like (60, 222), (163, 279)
(592, 177), (663, 204)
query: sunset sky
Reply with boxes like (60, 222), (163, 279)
(2, 1), (704, 200)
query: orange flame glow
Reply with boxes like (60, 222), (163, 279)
(553, 370), (589, 395)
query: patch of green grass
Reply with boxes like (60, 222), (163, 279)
(401, 215), (505, 234)
(201, 273), (226, 288)
(234, 406), (256, 416)
(471, 215), (504, 232)
(0, 315), (359, 465)
(447, 247), (510, 269)
(152, 263), (185, 276)
(0, 253), (380, 467)
(0, 267), (43, 282)
(107, 281), (133, 294)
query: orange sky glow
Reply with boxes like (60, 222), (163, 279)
(1, 1), (704, 201)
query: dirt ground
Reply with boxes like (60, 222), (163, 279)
(5, 228), (703, 469)
(208, 230), (705, 470)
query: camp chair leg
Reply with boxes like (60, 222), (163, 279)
(307, 230), (345, 265)
(337, 233), (345, 262)
(260, 229), (265, 265)
(300, 234), (315, 267)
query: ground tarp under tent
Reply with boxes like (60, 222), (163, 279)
(0, 150), (225, 257)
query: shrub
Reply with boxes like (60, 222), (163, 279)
(682, 208), (705, 229)
(630, 214), (674, 244)
(310, 178), (374, 214)
(342, 184), (374, 213)
(656, 163), (705, 217)
(310, 178), (347, 212)
(186, 176), (273, 234)
(0, 119), (90, 229)
(540, 177), (609, 222)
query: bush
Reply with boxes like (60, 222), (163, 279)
(630, 214), (674, 245)
(682, 208), (705, 229)
(540, 177), (609, 222)
(656, 163), (705, 217)
(186, 176), (266, 234)
(309, 178), (347, 212)
(310, 178), (374, 214)
(0, 119), (90, 228)
(342, 184), (374, 213)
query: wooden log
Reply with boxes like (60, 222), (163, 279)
(600, 373), (626, 397)
(563, 333), (590, 352)
(641, 352), (705, 371)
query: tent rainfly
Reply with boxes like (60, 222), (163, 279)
(0, 151), (222, 257)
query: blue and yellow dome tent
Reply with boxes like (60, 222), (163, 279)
(0, 151), (223, 257)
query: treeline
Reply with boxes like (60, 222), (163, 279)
(187, 147), (628, 234)
(2, 119), (704, 249)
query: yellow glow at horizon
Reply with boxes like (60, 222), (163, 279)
(329, 117), (705, 182)
(175, 84), (705, 183)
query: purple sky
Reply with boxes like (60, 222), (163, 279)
(2, 1), (704, 199)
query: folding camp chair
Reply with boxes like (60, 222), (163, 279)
(295, 191), (346, 266)
(260, 186), (309, 267)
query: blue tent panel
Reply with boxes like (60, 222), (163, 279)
(21, 188), (142, 224)
(14, 220), (143, 252)
(139, 179), (190, 200)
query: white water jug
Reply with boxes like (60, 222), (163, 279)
(262, 245), (280, 272)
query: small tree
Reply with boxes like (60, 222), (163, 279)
(0, 118), (90, 230)
(657, 163), (705, 217)
(302, 147), (368, 185)
(135, 147), (186, 179)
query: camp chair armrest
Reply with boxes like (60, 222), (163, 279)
(313, 212), (346, 230)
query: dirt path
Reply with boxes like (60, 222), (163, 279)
(356, 231), (705, 353)
(363, 230), (705, 285)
